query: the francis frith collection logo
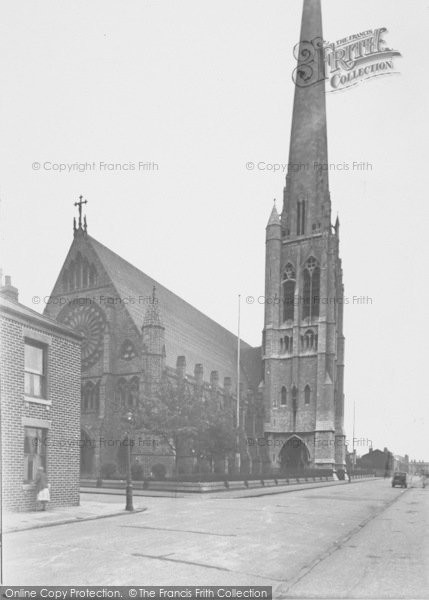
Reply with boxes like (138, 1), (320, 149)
(292, 28), (401, 92)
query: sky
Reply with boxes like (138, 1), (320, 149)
(1, 0), (428, 460)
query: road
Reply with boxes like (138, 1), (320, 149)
(3, 479), (428, 598)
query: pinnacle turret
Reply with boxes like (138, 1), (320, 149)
(143, 286), (163, 327)
(266, 201), (281, 227)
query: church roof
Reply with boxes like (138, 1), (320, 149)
(86, 235), (256, 386)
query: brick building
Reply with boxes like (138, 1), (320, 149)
(0, 276), (81, 511)
(357, 448), (393, 477)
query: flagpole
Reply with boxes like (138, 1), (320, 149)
(352, 400), (356, 466)
(236, 294), (241, 473)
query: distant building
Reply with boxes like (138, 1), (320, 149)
(409, 460), (429, 476)
(0, 276), (81, 511)
(357, 447), (393, 477)
(393, 454), (409, 473)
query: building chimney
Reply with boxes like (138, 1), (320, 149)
(223, 376), (232, 395)
(194, 364), (204, 386)
(176, 356), (186, 380)
(0, 275), (19, 302)
(210, 371), (219, 392)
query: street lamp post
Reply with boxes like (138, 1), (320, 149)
(123, 411), (134, 511)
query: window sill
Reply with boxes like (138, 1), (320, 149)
(22, 483), (35, 491)
(23, 395), (52, 407)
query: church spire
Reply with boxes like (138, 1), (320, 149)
(282, 0), (330, 236)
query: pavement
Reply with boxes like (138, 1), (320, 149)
(2, 499), (147, 533)
(2, 477), (428, 598)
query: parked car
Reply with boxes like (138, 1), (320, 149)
(392, 472), (407, 488)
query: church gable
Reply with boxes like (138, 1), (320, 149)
(44, 226), (143, 378)
(45, 232), (113, 308)
(61, 250), (99, 293)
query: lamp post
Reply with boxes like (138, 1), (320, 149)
(122, 411), (134, 511)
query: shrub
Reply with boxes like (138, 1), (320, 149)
(151, 463), (167, 480)
(131, 463), (145, 481)
(100, 462), (117, 479)
(337, 469), (346, 480)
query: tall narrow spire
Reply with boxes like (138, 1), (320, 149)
(283, 0), (330, 235)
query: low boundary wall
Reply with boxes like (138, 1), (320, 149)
(79, 474), (365, 494)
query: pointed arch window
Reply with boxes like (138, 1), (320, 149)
(302, 257), (320, 320)
(66, 255), (97, 290)
(301, 329), (317, 352)
(83, 382), (93, 412)
(115, 378), (127, 407)
(128, 377), (139, 408)
(304, 384), (311, 405)
(282, 263), (296, 322)
(281, 335), (293, 354)
(94, 382), (100, 412)
(62, 270), (69, 292)
(89, 265), (98, 287)
(281, 386), (287, 406)
(297, 200), (306, 235)
(75, 253), (83, 289)
(68, 260), (76, 291)
(82, 259), (89, 288)
(82, 381), (99, 413)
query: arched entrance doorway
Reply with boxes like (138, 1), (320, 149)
(80, 429), (95, 475)
(279, 436), (310, 473)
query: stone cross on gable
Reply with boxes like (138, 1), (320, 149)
(74, 195), (87, 229)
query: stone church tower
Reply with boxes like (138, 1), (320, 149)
(262, 0), (346, 471)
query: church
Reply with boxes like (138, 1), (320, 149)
(44, 0), (346, 478)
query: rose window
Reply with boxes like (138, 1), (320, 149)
(58, 302), (106, 370)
